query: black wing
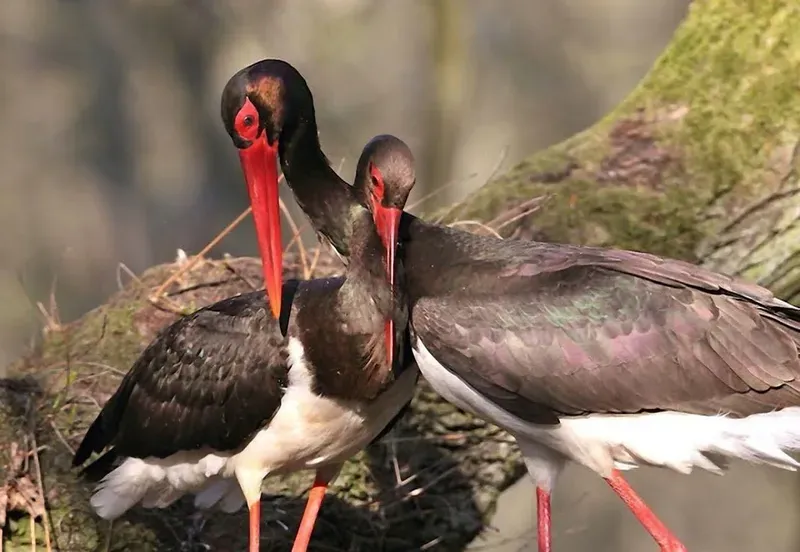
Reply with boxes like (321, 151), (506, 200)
(410, 236), (800, 423)
(73, 288), (294, 465)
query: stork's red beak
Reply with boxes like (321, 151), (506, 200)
(374, 206), (402, 365)
(238, 134), (282, 319)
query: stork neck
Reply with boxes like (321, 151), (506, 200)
(279, 118), (357, 258)
(341, 208), (401, 319)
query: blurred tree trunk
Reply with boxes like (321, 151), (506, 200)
(3, 0), (800, 550)
(446, 0), (800, 302)
(422, 0), (468, 203)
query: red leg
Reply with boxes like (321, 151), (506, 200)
(248, 500), (261, 552)
(605, 470), (687, 552)
(290, 474), (330, 552)
(536, 487), (552, 552)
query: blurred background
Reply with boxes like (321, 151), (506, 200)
(0, 0), (689, 367)
(18, 1), (800, 551)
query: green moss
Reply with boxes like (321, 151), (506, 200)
(443, 0), (800, 282)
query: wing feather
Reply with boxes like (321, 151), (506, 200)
(73, 290), (289, 464)
(412, 263), (800, 422)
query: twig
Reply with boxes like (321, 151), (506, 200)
(447, 220), (502, 239)
(333, 156), (347, 177)
(116, 262), (145, 292)
(30, 433), (53, 552)
(48, 275), (60, 330)
(420, 536), (443, 550)
(486, 195), (549, 232)
(284, 221), (310, 253)
(221, 259), (259, 291)
(149, 206), (252, 303)
(278, 198), (309, 278)
(35, 302), (60, 334)
(49, 420), (75, 456)
(431, 172), (481, 224)
(406, 171), (478, 213)
(486, 145), (510, 183)
(435, 147), (508, 223)
(307, 247), (324, 278)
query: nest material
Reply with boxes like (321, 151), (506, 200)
(1, 248), (523, 551)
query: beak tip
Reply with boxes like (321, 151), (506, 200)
(269, 293), (281, 320)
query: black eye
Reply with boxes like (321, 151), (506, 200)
(243, 115), (255, 128)
(371, 175), (380, 187)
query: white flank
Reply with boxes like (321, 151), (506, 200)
(413, 338), (800, 485)
(90, 336), (417, 519)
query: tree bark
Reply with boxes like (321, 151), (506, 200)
(447, 0), (800, 302)
(3, 0), (800, 550)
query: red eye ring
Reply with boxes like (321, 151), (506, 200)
(243, 115), (255, 128)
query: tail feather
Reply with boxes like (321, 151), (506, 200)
(576, 408), (800, 476)
(141, 483), (185, 509)
(218, 484), (245, 513)
(194, 477), (244, 513)
(193, 477), (231, 510)
(699, 409), (800, 472)
(89, 458), (165, 520)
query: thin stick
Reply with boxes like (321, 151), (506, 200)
(447, 220), (502, 239)
(485, 195), (548, 231)
(307, 247), (323, 279)
(150, 172), (290, 303)
(49, 420), (75, 455)
(47, 275), (60, 330)
(284, 221), (310, 254)
(31, 435), (52, 552)
(35, 302), (59, 333)
(116, 262), (144, 292)
(221, 259), (259, 291)
(406, 171), (478, 212)
(485, 145), (510, 183)
(149, 206), (252, 301)
(278, 198), (309, 277)
(434, 147), (508, 223)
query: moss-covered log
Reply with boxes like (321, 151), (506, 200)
(4, 0), (800, 550)
(449, 0), (800, 301)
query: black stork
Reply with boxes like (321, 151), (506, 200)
(72, 136), (417, 552)
(220, 58), (800, 552)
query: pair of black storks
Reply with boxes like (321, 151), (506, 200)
(74, 59), (800, 552)
(73, 136), (417, 552)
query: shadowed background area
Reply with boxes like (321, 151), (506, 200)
(10, 1), (800, 551)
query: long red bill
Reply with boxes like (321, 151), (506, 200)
(375, 207), (402, 366)
(239, 134), (283, 319)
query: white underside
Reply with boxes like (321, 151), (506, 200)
(413, 338), (800, 491)
(90, 337), (418, 520)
